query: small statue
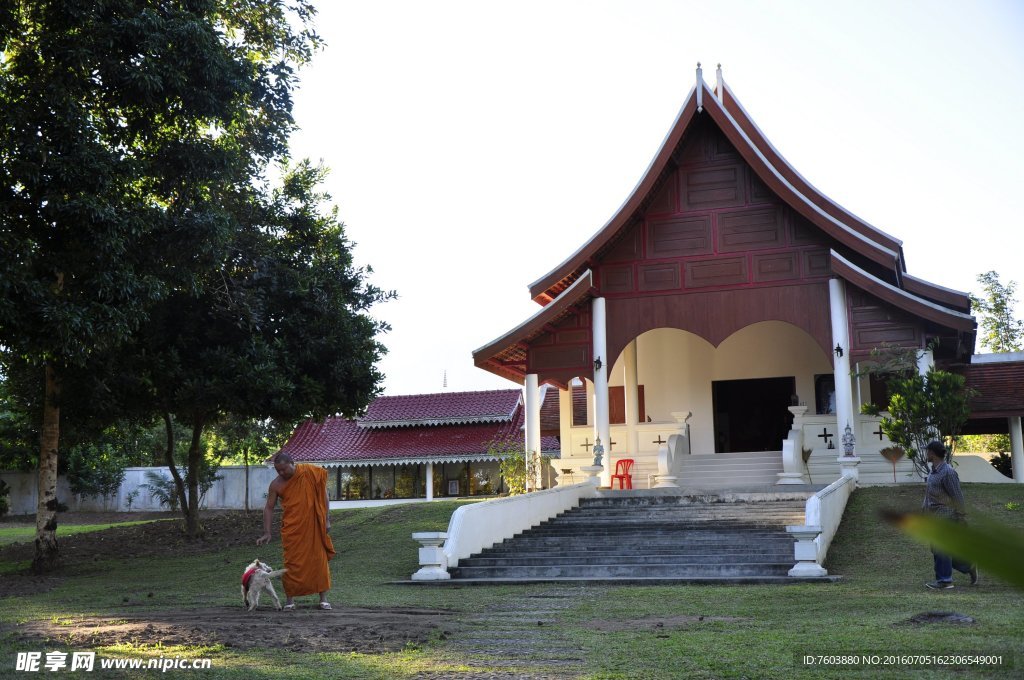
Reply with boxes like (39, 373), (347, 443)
(592, 437), (604, 467)
(842, 423), (856, 457)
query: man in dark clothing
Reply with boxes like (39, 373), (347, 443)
(922, 441), (978, 589)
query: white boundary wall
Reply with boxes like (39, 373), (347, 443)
(0, 466), (277, 515)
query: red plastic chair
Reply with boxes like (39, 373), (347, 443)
(610, 458), (634, 490)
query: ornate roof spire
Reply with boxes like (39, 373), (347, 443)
(696, 62), (703, 112)
(716, 63), (724, 103)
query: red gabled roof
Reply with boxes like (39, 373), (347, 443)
(359, 389), (521, 428)
(528, 74), (904, 303)
(278, 391), (561, 465)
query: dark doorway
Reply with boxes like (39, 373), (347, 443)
(712, 377), (796, 453)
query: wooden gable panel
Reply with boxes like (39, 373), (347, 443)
(717, 206), (784, 252)
(647, 216), (712, 257)
(681, 164), (745, 210)
(752, 252), (799, 282)
(802, 249), (831, 277)
(849, 289), (922, 352)
(854, 325), (920, 347)
(600, 264), (634, 294)
(603, 223), (641, 262)
(646, 178), (676, 215)
(791, 213), (830, 246)
(749, 172), (775, 203)
(530, 345), (589, 371)
(639, 263), (681, 292)
(684, 256), (748, 288)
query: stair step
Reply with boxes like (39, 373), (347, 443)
(452, 562), (793, 579)
(450, 496), (805, 582)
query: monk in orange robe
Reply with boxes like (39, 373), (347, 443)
(257, 452), (336, 609)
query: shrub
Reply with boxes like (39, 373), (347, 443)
(990, 452), (1013, 479)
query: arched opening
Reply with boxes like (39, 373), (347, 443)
(603, 321), (831, 454)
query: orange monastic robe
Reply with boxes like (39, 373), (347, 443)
(279, 464), (335, 597)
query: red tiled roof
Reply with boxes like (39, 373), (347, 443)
(540, 386), (560, 435)
(359, 389), (521, 428)
(280, 401), (561, 465)
(962, 358), (1024, 418)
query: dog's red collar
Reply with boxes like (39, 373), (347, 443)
(242, 567), (257, 590)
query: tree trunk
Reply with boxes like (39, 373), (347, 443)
(32, 363), (61, 573)
(163, 413), (189, 515)
(243, 444), (250, 514)
(184, 419), (205, 538)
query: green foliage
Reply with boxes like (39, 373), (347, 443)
(141, 460), (221, 511)
(957, 433), (1011, 454)
(989, 452), (1013, 479)
(65, 440), (132, 505)
(493, 440), (551, 495)
(141, 471), (180, 512)
(210, 416), (290, 467)
(0, 365), (37, 471)
(0, 0), (323, 562)
(394, 470), (415, 498)
(860, 346), (975, 478)
(970, 271), (1024, 353)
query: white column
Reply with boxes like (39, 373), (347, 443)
(1010, 416), (1024, 484)
(623, 339), (640, 460)
(917, 348), (935, 377)
(524, 373), (542, 491)
(558, 386), (572, 475)
(425, 463), (434, 501)
(829, 279), (855, 440)
(592, 297), (611, 487)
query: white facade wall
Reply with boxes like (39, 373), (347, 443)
(606, 321), (832, 454)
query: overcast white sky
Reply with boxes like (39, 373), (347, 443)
(287, 0), (1024, 397)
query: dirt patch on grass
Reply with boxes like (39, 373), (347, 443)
(581, 615), (749, 632)
(4, 605), (451, 654)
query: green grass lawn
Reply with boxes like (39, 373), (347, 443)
(1, 485), (1022, 679)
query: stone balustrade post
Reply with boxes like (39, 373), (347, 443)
(411, 532), (450, 581)
(786, 525), (827, 577)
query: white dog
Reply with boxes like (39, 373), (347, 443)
(241, 559), (287, 611)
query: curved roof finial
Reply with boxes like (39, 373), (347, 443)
(716, 63), (724, 103)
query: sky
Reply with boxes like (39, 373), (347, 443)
(286, 0), (1024, 397)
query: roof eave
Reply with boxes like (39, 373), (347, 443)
(830, 250), (976, 332)
(528, 86), (700, 302)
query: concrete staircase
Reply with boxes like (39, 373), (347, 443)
(450, 492), (821, 583)
(676, 451), (784, 489)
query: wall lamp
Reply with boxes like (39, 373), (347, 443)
(834, 344), (844, 358)
(593, 356), (603, 370)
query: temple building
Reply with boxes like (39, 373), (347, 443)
(278, 389), (561, 499)
(473, 65), (1023, 488)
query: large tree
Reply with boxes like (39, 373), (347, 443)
(0, 0), (318, 571)
(107, 162), (392, 536)
(971, 271), (1024, 353)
